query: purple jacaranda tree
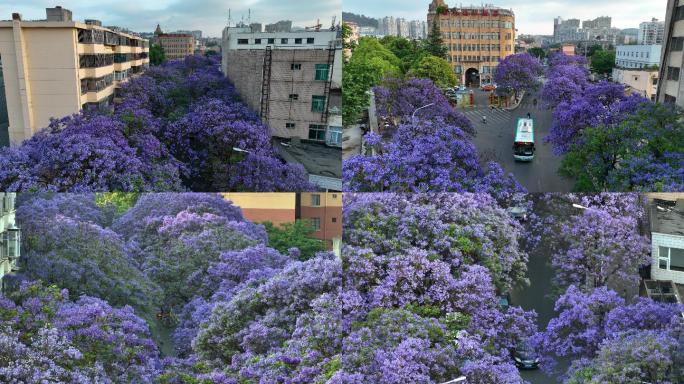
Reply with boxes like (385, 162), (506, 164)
(540, 64), (589, 109)
(374, 78), (475, 136)
(546, 82), (647, 155)
(551, 207), (650, 292)
(0, 55), (311, 191)
(343, 118), (523, 196)
(0, 282), (161, 382)
(535, 285), (684, 379)
(493, 53), (543, 96)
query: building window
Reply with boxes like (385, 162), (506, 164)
(254, 38), (262, 44)
(308, 124), (326, 140)
(267, 38), (275, 44)
(665, 94), (677, 104)
(237, 38), (248, 45)
(291, 63), (301, 70)
(311, 96), (326, 112)
(281, 38), (288, 44)
(311, 194), (321, 206)
(315, 64), (330, 81)
(295, 38), (302, 44)
(667, 66), (680, 81)
(328, 126), (342, 146)
(658, 246), (684, 272)
(289, 94), (299, 100)
(307, 37), (314, 44)
(672, 37), (684, 52)
(332, 217), (337, 223)
(309, 217), (321, 231)
(286, 122), (296, 129)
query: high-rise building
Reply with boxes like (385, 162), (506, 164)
(554, 17), (581, 43)
(0, 7), (149, 145)
(639, 18), (665, 45)
(397, 18), (410, 38)
(657, 0), (684, 106)
(0, 193), (20, 292)
(582, 16), (611, 29)
(153, 25), (195, 60)
(428, 0), (515, 86)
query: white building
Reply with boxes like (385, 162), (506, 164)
(611, 68), (658, 101)
(397, 18), (410, 38)
(638, 18), (665, 45)
(615, 44), (661, 69)
(0, 193), (20, 291)
(649, 196), (684, 284)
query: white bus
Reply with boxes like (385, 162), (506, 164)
(513, 118), (535, 161)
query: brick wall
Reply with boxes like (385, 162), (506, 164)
(224, 48), (333, 140)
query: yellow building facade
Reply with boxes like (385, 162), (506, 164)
(0, 7), (149, 145)
(223, 193), (297, 227)
(428, 0), (515, 86)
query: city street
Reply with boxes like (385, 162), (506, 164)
(458, 89), (575, 192)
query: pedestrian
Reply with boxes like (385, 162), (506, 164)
(526, 112), (531, 119)
(533, 98), (537, 107)
(482, 116), (487, 124)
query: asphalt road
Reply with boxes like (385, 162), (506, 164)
(456, 88), (575, 192)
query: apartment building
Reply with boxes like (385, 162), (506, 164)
(639, 18), (665, 45)
(299, 192), (342, 257)
(648, 195), (684, 285)
(428, 0), (515, 86)
(657, 0), (684, 106)
(0, 193), (20, 292)
(0, 6), (149, 145)
(223, 192), (296, 227)
(615, 44), (662, 69)
(221, 27), (342, 146)
(153, 25), (195, 60)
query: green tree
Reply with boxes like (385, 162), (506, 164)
(96, 192), (140, 214)
(342, 22), (356, 51)
(587, 44), (603, 57)
(262, 220), (326, 260)
(527, 47), (546, 60)
(425, 20), (448, 59)
(408, 55), (458, 88)
(150, 43), (166, 66)
(590, 50), (615, 75)
(343, 38), (401, 126)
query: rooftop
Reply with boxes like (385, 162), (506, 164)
(650, 198), (684, 236)
(274, 139), (341, 191)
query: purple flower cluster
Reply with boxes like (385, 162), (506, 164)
(337, 193), (537, 383)
(493, 53), (543, 95)
(0, 55), (311, 191)
(0, 282), (161, 382)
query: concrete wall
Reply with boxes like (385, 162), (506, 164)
(652, 232), (684, 284)
(612, 68), (658, 101)
(299, 192), (342, 250)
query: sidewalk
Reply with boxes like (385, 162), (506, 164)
(504, 91), (526, 111)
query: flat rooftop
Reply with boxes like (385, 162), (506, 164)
(650, 198), (684, 236)
(274, 139), (341, 190)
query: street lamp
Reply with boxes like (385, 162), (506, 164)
(232, 147), (249, 153)
(440, 377), (467, 384)
(411, 102), (435, 125)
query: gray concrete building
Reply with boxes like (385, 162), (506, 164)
(657, 0), (684, 106)
(0, 193), (20, 293)
(639, 18), (665, 45)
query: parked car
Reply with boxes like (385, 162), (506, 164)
(512, 342), (541, 369)
(506, 206), (528, 222)
(457, 85), (467, 91)
(481, 84), (497, 91)
(497, 294), (510, 311)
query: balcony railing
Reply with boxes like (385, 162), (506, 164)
(79, 54), (113, 68)
(77, 28), (148, 48)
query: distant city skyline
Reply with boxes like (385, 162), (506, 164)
(344, 0), (667, 35)
(0, 0), (342, 37)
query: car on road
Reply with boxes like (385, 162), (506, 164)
(481, 84), (497, 91)
(512, 342), (541, 369)
(506, 206), (528, 222)
(457, 85), (467, 92)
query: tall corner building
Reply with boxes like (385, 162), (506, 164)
(427, 0), (515, 86)
(221, 26), (342, 146)
(657, 0), (684, 107)
(0, 6), (149, 146)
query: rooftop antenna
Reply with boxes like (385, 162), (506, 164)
(228, 9), (232, 27)
(248, 8), (251, 25)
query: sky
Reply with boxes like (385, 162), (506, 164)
(343, 0), (668, 35)
(0, 0), (342, 37)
